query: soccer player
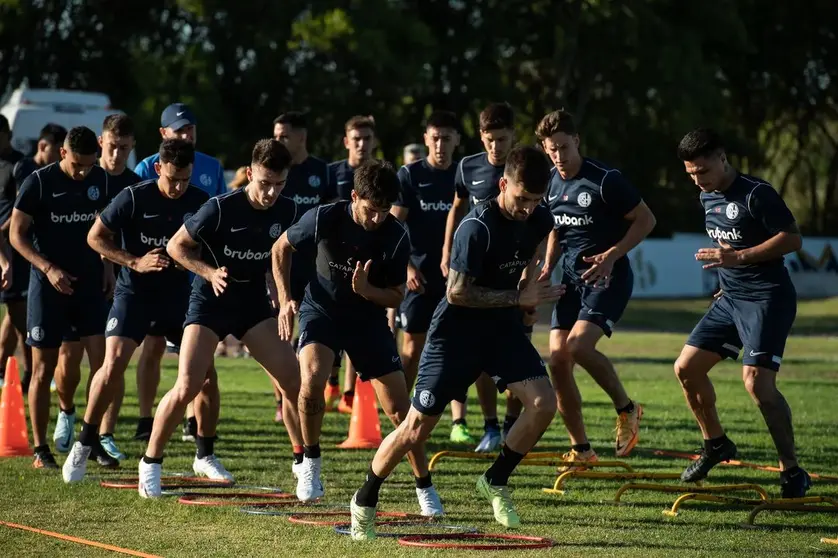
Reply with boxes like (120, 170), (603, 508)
(390, 111), (459, 390)
(10, 126), (114, 469)
(536, 109), (654, 468)
(349, 146), (563, 540)
(272, 111), (339, 417)
(134, 102), (226, 443)
(273, 160), (443, 516)
(674, 128), (810, 497)
(1, 123), (66, 394)
(137, 139), (303, 497)
(325, 115), (378, 412)
(63, 139), (208, 482)
(441, 102), (521, 451)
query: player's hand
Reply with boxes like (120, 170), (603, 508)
(537, 262), (553, 282)
(581, 250), (616, 288)
(695, 240), (740, 269)
(134, 248), (170, 273)
(522, 307), (538, 326)
(352, 260), (372, 297)
(0, 260), (10, 291)
(46, 265), (76, 295)
(406, 263), (426, 294)
(440, 249), (450, 278)
(518, 277), (565, 308)
(277, 299), (298, 342)
(210, 266), (229, 297)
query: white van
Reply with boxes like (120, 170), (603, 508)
(0, 86), (137, 168)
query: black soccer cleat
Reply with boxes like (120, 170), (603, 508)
(33, 448), (59, 470)
(133, 418), (153, 442)
(680, 438), (738, 482)
(90, 441), (120, 469)
(780, 467), (812, 499)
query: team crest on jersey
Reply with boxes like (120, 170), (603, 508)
(308, 175), (321, 188)
(30, 327), (44, 342)
(419, 390), (436, 409)
(106, 318), (118, 332)
(87, 186), (100, 201)
(269, 223), (282, 238)
(200, 174), (212, 187)
(725, 203), (739, 220)
(577, 192), (591, 207)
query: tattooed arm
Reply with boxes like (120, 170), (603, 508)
(446, 269), (521, 308)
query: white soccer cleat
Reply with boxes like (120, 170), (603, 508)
(62, 442), (91, 483)
(416, 485), (445, 517)
(295, 456), (324, 502)
(292, 460), (304, 480)
(53, 410), (76, 453)
(138, 460), (162, 498)
(193, 454), (235, 482)
(350, 492), (377, 541)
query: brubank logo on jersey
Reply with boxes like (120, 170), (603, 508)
(707, 226), (743, 241)
(420, 200), (453, 212)
(223, 245), (270, 260)
(293, 194), (320, 206)
(50, 211), (96, 224)
(554, 213), (593, 227)
(140, 232), (170, 247)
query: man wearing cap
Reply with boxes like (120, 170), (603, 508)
(403, 144), (425, 166)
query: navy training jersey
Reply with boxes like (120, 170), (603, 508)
(544, 158), (642, 283)
(0, 148), (24, 225)
(437, 199), (553, 323)
(105, 167), (142, 200)
(701, 173), (796, 301)
(286, 201), (410, 319)
(394, 158), (457, 292)
(99, 180), (209, 297)
(454, 152), (505, 206)
(326, 159), (356, 201)
(284, 155), (330, 215)
(14, 163), (111, 286)
(184, 187), (298, 296)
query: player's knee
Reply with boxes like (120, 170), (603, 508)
(548, 345), (572, 371)
(674, 356), (700, 387)
(530, 390), (558, 420)
(566, 334), (594, 363)
(742, 366), (775, 402)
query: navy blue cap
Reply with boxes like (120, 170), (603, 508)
(161, 103), (197, 130)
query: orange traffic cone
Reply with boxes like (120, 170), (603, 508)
(337, 378), (382, 449)
(0, 356), (32, 457)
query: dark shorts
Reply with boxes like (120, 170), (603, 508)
(399, 290), (444, 334)
(296, 300), (401, 381)
(412, 317), (548, 416)
(551, 271), (634, 337)
(686, 294), (796, 372)
(1, 248), (30, 302)
(106, 291), (187, 346)
(184, 287), (274, 341)
(26, 275), (108, 349)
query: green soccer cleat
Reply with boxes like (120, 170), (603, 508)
(476, 474), (520, 528)
(350, 492), (377, 541)
(449, 423), (476, 445)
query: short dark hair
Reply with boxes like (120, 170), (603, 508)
(535, 109), (577, 141)
(677, 128), (724, 161)
(39, 123), (67, 146)
(504, 146), (552, 195)
(425, 110), (459, 132)
(354, 160), (400, 207)
(65, 126), (98, 155)
(158, 138), (195, 169)
(273, 111), (307, 129)
(251, 138), (292, 173)
(102, 114), (135, 137)
(0, 115), (9, 134)
(479, 103), (514, 132)
(345, 115), (376, 134)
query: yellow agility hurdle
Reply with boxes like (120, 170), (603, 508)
(427, 451), (634, 472)
(613, 482), (768, 505)
(543, 471), (683, 495)
(821, 538), (838, 545)
(743, 497), (838, 528)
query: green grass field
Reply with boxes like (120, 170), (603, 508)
(1, 300), (837, 557)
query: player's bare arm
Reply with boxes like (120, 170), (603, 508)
(441, 194), (468, 277)
(0, 231), (10, 290)
(582, 201), (656, 286)
(351, 259), (404, 308)
(270, 231), (297, 340)
(538, 228), (562, 281)
(696, 223), (802, 269)
(519, 236), (549, 290)
(447, 268), (564, 309)
(87, 217), (170, 273)
(10, 207), (75, 294)
(167, 225), (227, 296)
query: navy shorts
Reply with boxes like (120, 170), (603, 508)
(184, 287), (274, 341)
(412, 316), (547, 416)
(26, 275), (108, 349)
(1, 248), (30, 302)
(551, 270), (633, 337)
(686, 294), (796, 372)
(106, 291), (187, 346)
(296, 301), (401, 381)
(399, 290), (444, 335)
